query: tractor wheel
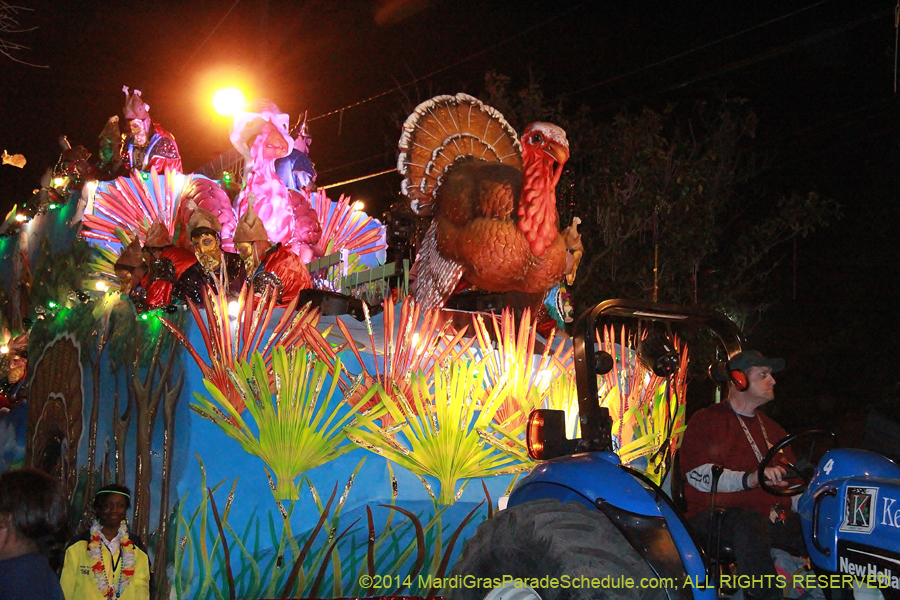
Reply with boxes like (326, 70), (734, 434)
(448, 499), (665, 600)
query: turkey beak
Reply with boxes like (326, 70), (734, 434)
(543, 141), (570, 183)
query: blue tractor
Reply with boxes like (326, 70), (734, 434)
(449, 300), (900, 600)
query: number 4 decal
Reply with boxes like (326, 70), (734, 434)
(823, 458), (834, 475)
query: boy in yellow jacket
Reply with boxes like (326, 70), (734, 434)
(61, 485), (151, 600)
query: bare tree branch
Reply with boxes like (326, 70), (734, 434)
(0, 1), (47, 67)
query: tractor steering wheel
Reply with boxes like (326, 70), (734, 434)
(757, 429), (839, 497)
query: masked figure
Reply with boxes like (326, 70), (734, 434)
(142, 221), (204, 309)
(232, 202), (312, 305)
(96, 116), (125, 180)
(187, 207), (245, 297)
(274, 114), (317, 192)
(232, 103), (321, 261)
(114, 237), (148, 310)
(121, 87), (182, 173)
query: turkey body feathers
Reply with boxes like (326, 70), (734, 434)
(435, 159), (565, 293)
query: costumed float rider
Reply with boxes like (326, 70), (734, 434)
(142, 221), (204, 310)
(53, 136), (95, 192)
(274, 114), (317, 192)
(679, 350), (804, 600)
(61, 485), (152, 600)
(232, 201), (312, 305)
(188, 206), (245, 297)
(0, 335), (27, 414)
(114, 237), (148, 311)
(120, 87), (182, 173)
(95, 116), (125, 180)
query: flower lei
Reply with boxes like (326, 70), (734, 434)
(89, 520), (136, 599)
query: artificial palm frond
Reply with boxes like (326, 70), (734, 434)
(476, 363), (582, 466)
(546, 370), (581, 438)
(192, 347), (370, 500)
(161, 282), (338, 414)
(471, 308), (572, 432)
(345, 358), (529, 504)
(82, 167), (188, 245)
(617, 368), (688, 483)
(596, 325), (690, 484)
(87, 243), (120, 290)
(86, 229), (137, 295)
(310, 191), (387, 257)
(337, 297), (474, 427)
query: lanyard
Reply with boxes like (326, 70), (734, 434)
(728, 401), (772, 463)
(103, 541), (121, 575)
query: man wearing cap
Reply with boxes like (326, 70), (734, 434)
(142, 221), (204, 309)
(188, 207), (245, 297)
(121, 87), (182, 173)
(232, 203), (312, 305)
(680, 350), (802, 600)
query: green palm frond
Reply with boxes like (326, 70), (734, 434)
(467, 308), (575, 463)
(164, 282), (338, 414)
(345, 359), (529, 504)
(596, 326), (690, 484)
(476, 368), (581, 466)
(192, 346), (373, 500)
(618, 379), (687, 483)
(471, 309), (573, 432)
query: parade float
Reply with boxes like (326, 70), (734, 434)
(0, 91), (689, 599)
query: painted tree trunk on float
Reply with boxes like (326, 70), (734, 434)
(26, 336), (83, 494)
(84, 315), (110, 524)
(129, 337), (176, 542)
(112, 368), (132, 486)
(154, 366), (183, 599)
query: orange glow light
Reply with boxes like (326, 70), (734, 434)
(212, 87), (247, 116)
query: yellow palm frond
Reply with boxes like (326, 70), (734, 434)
(192, 347), (372, 500)
(345, 359), (529, 504)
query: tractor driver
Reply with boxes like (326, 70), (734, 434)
(679, 350), (804, 600)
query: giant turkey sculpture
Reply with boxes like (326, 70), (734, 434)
(398, 93), (570, 310)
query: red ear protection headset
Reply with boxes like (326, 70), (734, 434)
(730, 369), (749, 391)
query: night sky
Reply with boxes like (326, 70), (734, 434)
(1, 0), (898, 431)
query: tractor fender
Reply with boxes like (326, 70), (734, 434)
(509, 452), (714, 600)
(807, 449), (900, 493)
(509, 452), (661, 516)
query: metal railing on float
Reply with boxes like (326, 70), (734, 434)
(306, 251), (409, 307)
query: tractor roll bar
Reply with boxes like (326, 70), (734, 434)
(572, 299), (744, 453)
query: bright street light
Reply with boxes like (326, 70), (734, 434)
(212, 87), (247, 116)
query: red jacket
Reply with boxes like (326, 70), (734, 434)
(251, 244), (312, 305)
(145, 246), (203, 308)
(680, 401), (794, 519)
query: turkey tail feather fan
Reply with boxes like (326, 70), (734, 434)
(398, 93), (521, 215)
